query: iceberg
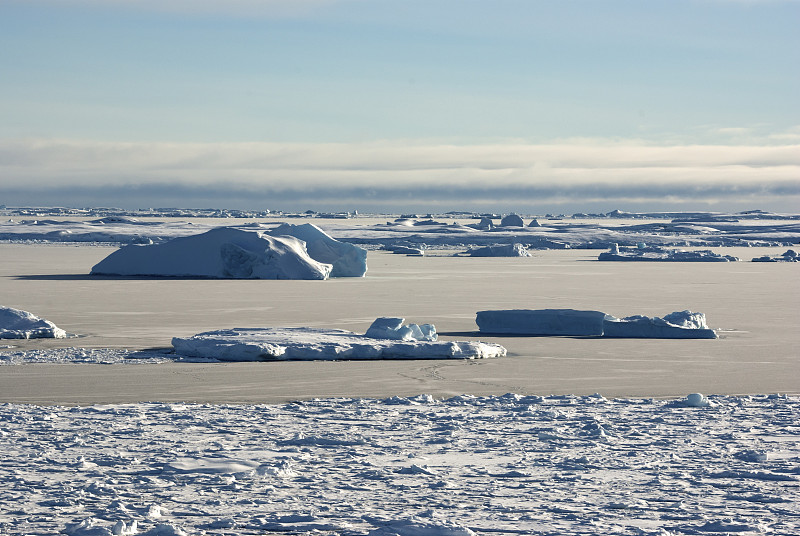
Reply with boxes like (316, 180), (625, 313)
(752, 249), (799, 262)
(499, 214), (524, 227)
(91, 228), (333, 280)
(468, 244), (531, 257)
(0, 306), (67, 339)
(365, 317), (437, 341)
(599, 244), (739, 262)
(602, 310), (717, 339)
(172, 326), (506, 361)
(476, 309), (717, 339)
(476, 309), (606, 336)
(270, 223), (368, 277)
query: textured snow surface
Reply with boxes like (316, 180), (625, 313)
(1, 394), (798, 535)
(477, 309), (717, 339)
(172, 326), (504, 361)
(0, 306), (67, 339)
(91, 228), (333, 279)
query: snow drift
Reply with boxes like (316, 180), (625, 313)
(0, 306), (67, 339)
(477, 309), (717, 339)
(90, 228), (333, 280)
(172, 323), (505, 361)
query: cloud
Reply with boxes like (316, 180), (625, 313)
(1, 138), (798, 212)
(14, 0), (354, 17)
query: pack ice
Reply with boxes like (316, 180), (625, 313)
(476, 309), (717, 339)
(0, 306), (66, 339)
(172, 318), (505, 361)
(90, 228), (333, 280)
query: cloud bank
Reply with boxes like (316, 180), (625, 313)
(1, 139), (798, 213)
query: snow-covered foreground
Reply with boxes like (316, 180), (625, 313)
(1, 394), (798, 535)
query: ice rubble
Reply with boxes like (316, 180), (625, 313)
(90, 228), (333, 280)
(467, 243), (531, 257)
(270, 222), (367, 277)
(599, 243), (740, 262)
(172, 322), (505, 361)
(476, 309), (717, 339)
(0, 306), (66, 339)
(752, 249), (799, 262)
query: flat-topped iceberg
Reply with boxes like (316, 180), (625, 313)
(91, 228), (333, 280)
(270, 223), (367, 277)
(468, 244), (531, 257)
(172, 324), (505, 361)
(476, 309), (717, 339)
(0, 306), (67, 339)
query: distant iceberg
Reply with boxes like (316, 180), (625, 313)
(91, 228), (332, 280)
(477, 309), (717, 339)
(599, 244), (739, 262)
(172, 324), (505, 361)
(752, 249), (799, 262)
(468, 244), (531, 257)
(0, 306), (66, 339)
(270, 223), (368, 277)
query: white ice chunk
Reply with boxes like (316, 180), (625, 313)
(0, 306), (67, 339)
(270, 222), (368, 277)
(603, 311), (717, 339)
(468, 243), (531, 257)
(365, 317), (438, 341)
(91, 227), (332, 280)
(476, 309), (607, 336)
(172, 326), (504, 361)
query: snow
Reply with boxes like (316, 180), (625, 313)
(91, 227), (333, 279)
(365, 317), (438, 341)
(171, 325), (505, 361)
(1, 394), (798, 535)
(477, 309), (717, 339)
(0, 306), (67, 339)
(270, 222), (368, 277)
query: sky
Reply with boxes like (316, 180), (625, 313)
(0, 0), (798, 214)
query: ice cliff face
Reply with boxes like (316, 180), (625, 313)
(270, 223), (368, 277)
(91, 228), (333, 280)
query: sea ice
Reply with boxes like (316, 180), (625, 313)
(0, 306), (67, 339)
(365, 317), (437, 341)
(599, 244), (739, 262)
(171, 325), (504, 361)
(476, 309), (717, 338)
(270, 222), (368, 277)
(752, 249), (799, 262)
(90, 228), (333, 280)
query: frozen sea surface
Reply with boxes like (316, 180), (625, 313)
(1, 394), (798, 535)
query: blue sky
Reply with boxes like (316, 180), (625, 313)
(1, 0), (798, 213)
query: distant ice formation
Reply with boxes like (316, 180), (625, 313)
(499, 214), (524, 227)
(752, 249), (799, 262)
(477, 309), (717, 339)
(599, 244), (739, 262)
(270, 223), (368, 277)
(468, 243), (531, 257)
(365, 317), (437, 341)
(90, 228), (333, 280)
(172, 325), (505, 361)
(0, 306), (66, 339)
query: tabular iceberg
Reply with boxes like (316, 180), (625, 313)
(476, 309), (717, 339)
(468, 244), (531, 257)
(0, 306), (67, 339)
(172, 326), (506, 361)
(90, 228), (333, 280)
(270, 223), (368, 277)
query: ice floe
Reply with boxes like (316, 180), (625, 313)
(0, 306), (66, 339)
(467, 243), (531, 257)
(172, 324), (504, 361)
(1, 394), (797, 535)
(599, 243), (740, 261)
(752, 249), (799, 262)
(91, 228), (333, 279)
(476, 308), (717, 338)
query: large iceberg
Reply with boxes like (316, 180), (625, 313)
(0, 306), (67, 339)
(270, 223), (367, 277)
(91, 228), (333, 280)
(172, 325), (506, 361)
(476, 309), (717, 339)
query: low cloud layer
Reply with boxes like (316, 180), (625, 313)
(1, 139), (798, 213)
